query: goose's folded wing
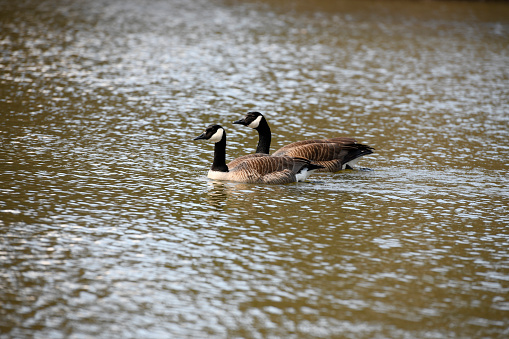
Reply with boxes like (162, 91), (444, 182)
(257, 169), (296, 184)
(230, 156), (311, 184)
(274, 143), (349, 162)
(227, 153), (269, 168)
(272, 137), (357, 156)
(231, 156), (307, 174)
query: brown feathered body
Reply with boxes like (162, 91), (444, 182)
(272, 138), (374, 172)
(226, 153), (269, 169)
(211, 156), (320, 184)
(195, 124), (323, 184)
(272, 137), (357, 154)
(233, 112), (374, 173)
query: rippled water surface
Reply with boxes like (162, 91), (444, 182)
(1, 0), (509, 337)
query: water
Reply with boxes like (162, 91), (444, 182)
(1, 0), (509, 337)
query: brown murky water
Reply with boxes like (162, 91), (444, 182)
(1, 0), (508, 337)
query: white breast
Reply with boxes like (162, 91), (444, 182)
(208, 170), (231, 181)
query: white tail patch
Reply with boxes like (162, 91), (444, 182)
(295, 168), (318, 182)
(343, 157), (361, 169)
(247, 115), (262, 129)
(209, 128), (224, 143)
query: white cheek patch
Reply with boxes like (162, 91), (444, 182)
(247, 115), (262, 129)
(209, 128), (224, 143)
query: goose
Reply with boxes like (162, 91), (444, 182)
(233, 111), (374, 172)
(193, 124), (324, 184)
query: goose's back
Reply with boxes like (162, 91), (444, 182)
(274, 142), (348, 161)
(229, 156), (310, 184)
(272, 137), (357, 156)
(273, 141), (374, 172)
(227, 153), (269, 168)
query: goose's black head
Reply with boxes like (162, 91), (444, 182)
(193, 124), (225, 143)
(233, 111), (264, 129)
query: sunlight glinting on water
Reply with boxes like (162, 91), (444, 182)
(1, 0), (509, 338)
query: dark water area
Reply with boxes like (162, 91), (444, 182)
(1, 0), (508, 337)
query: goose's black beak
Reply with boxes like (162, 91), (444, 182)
(193, 133), (207, 140)
(233, 118), (246, 125)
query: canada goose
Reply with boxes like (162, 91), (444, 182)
(233, 111), (374, 172)
(193, 124), (324, 184)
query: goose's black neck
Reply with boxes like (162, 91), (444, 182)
(255, 118), (271, 154)
(211, 134), (229, 172)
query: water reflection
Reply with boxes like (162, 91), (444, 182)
(1, 0), (509, 337)
(206, 181), (230, 207)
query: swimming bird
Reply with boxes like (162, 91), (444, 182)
(193, 124), (324, 184)
(233, 111), (374, 172)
